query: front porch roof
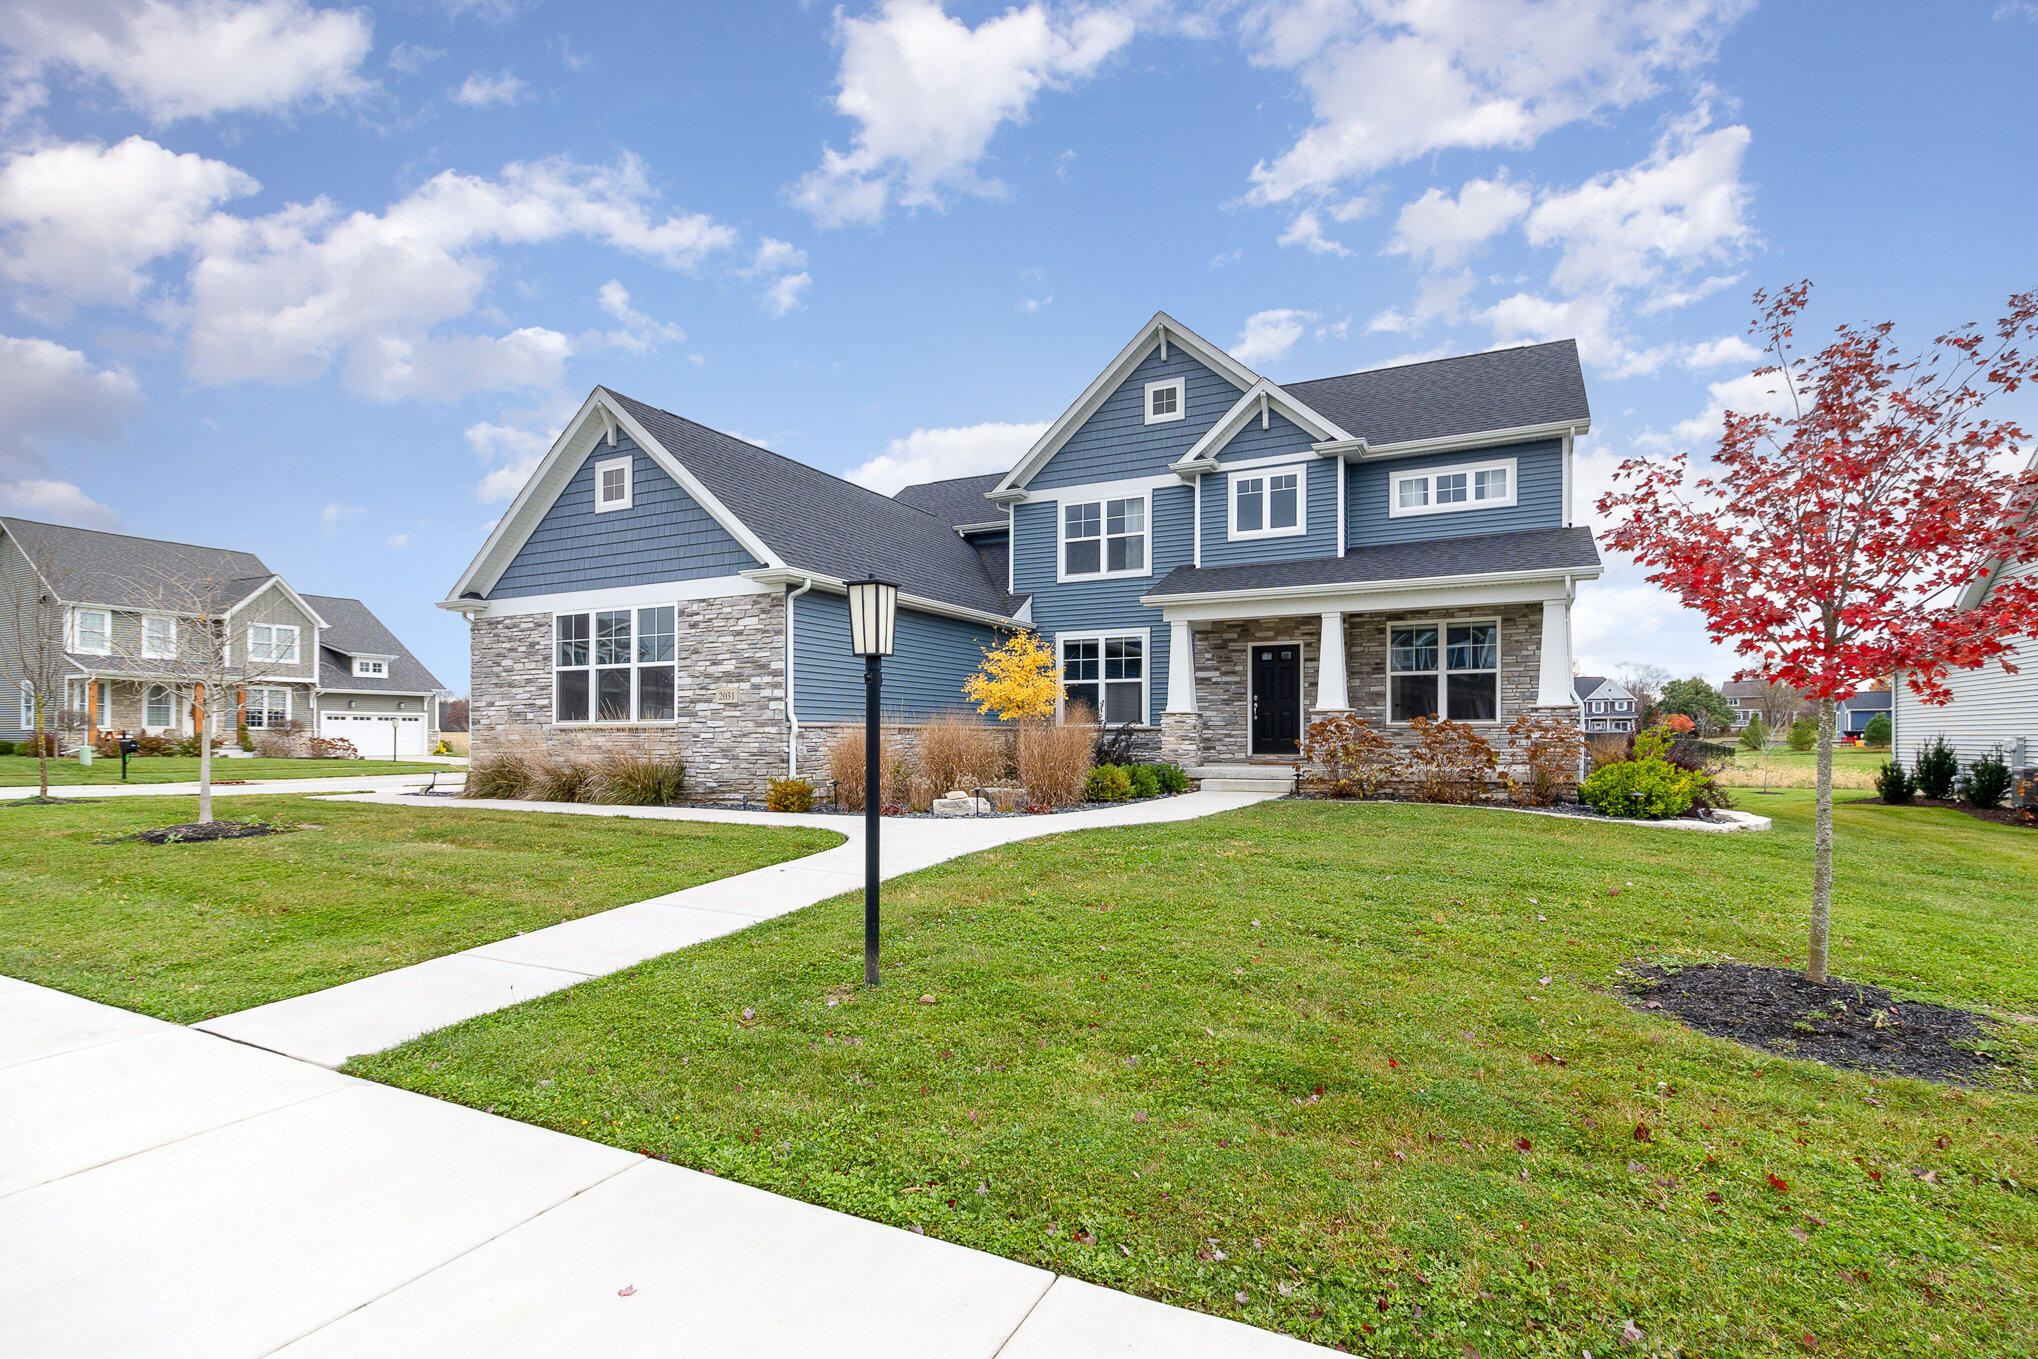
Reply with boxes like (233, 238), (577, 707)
(1143, 526), (1601, 605)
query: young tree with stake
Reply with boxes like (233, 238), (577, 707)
(2, 563), (69, 799)
(1600, 282), (2038, 982)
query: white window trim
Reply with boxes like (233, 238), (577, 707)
(1142, 377), (1185, 425)
(143, 684), (176, 729)
(19, 680), (33, 729)
(1385, 616), (1504, 726)
(1056, 490), (1153, 584)
(1245, 638), (1306, 757)
(1388, 457), (1519, 519)
(141, 614), (177, 660)
(1226, 463), (1308, 541)
(247, 623), (300, 666)
(594, 455), (634, 512)
(245, 685), (293, 729)
(549, 605), (680, 724)
(71, 607), (111, 656)
(353, 657), (388, 678)
(1055, 628), (1151, 727)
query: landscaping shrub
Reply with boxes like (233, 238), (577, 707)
(0, 740), (12, 756)
(1738, 714), (1768, 751)
(1579, 753), (1704, 820)
(237, 723), (254, 753)
(1152, 762), (1190, 795)
(251, 731), (293, 758)
(1084, 763), (1134, 803)
(585, 746), (686, 806)
(1302, 712), (1401, 798)
(523, 748), (592, 803)
(1863, 712), (1892, 747)
(1584, 733), (1630, 771)
(1506, 710), (1585, 807)
(1094, 722), (1141, 767)
(918, 712), (1008, 792)
(825, 725), (908, 814)
(462, 747), (525, 799)
(1661, 736), (1734, 812)
(305, 736), (359, 759)
(1016, 706), (1094, 807)
(767, 778), (815, 813)
(1787, 717), (1817, 752)
(1959, 747), (2013, 809)
(1405, 715), (1499, 804)
(1125, 763), (1162, 799)
(1875, 759), (1915, 804)
(1913, 735), (1959, 799)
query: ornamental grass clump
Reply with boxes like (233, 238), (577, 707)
(585, 745), (687, 806)
(825, 725), (908, 813)
(461, 731), (544, 800)
(1016, 704), (1095, 807)
(917, 712), (1009, 792)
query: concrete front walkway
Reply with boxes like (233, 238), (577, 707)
(0, 978), (1328, 1357)
(199, 788), (1274, 1067)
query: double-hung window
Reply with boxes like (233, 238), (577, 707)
(141, 614), (176, 659)
(245, 686), (291, 728)
(1389, 458), (1516, 518)
(1389, 621), (1499, 723)
(18, 680), (32, 730)
(1060, 633), (1146, 725)
(554, 606), (677, 722)
(1230, 467), (1304, 538)
(594, 455), (633, 512)
(144, 685), (174, 728)
(1061, 496), (1146, 579)
(248, 624), (299, 664)
(72, 608), (110, 655)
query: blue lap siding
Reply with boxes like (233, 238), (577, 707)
(791, 589), (1005, 723)
(1029, 348), (1246, 488)
(489, 435), (759, 598)
(1346, 438), (1564, 547)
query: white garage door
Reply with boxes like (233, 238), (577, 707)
(319, 710), (430, 758)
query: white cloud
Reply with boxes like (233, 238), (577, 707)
(387, 42), (444, 75)
(1680, 334), (1761, 370)
(0, 334), (144, 475)
(0, 136), (258, 309)
(319, 500), (362, 536)
(1665, 368), (1798, 447)
(596, 279), (684, 353)
(761, 270), (811, 316)
(1229, 307), (1315, 367)
(1239, 0), (1752, 208)
(1017, 293), (1052, 314)
(1387, 176), (1530, 271)
(467, 418), (555, 503)
(792, 0), (1133, 227)
(1276, 208), (1350, 256)
(384, 531), (408, 547)
(1, 0), (374, 123)
(0, 477), (121, 529)
(450, 68), (526, 107)
(845, 420), (1048, 495)
(740, 237), (811, 316)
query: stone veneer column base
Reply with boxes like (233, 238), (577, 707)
(1159, 712), (1202, 767)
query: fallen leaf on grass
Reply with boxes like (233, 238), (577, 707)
(1633, 1123), (1654, 1143)
(1516, 1137), (1533, 1151)
(617, 1284), (637, 1297)
(1768, 1172), (1791, 1192)
(1704, 1190), (1723, 1204)
(1620, 1318), (1645, 1346)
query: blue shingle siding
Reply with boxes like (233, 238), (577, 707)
(1011, 482), (1193, 722)
(792, 589), (1005, 723)
(1198, 456), (1340, 568)
(1029, 348), (1245, 489)
(1346, 438), (1564, 548)
(489, 435), (759, 599)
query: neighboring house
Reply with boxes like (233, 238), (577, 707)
(449, 312), (1599, 794)
(1836, 688), (1893, 740)
(0, 518), (444, 755)
(1722, 678), (1788, 728)
(1573, 675), (1637, 733)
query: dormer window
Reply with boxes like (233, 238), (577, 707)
(353, 658), (387, 678)
(1143, 378), (1184, 425)
(1390, 457), (1517, 518)
(594, 455), (633, 512)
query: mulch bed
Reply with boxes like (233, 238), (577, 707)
(1630, 961), (2014, 1085)
(107, 820), (306, 845)
(1844, 795), (2037, 829)
(6, 795), (103, 806)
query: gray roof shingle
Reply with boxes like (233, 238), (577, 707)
(606, 392), (1014, 618)
(1284, 340), (1589, 447)
(894, 473), (1006, 530)
(1145, 526), (1601, 598)
(304, 593), (445, 694)
(2, 517), (274, 613)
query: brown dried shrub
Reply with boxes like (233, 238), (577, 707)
(1302, 712), (1403, 798)
(1507, 711), (1586, 806)
(1406, 715), (1500, 804)
(1015, 702), (1096, 807)
(917, 711), (1011, 792)
(826, 725), (909, 813)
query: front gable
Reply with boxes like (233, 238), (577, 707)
(1029, 344), (1249, 489)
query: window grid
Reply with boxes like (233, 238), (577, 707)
(553, 606), (678, 723)
(1060, 633), (1146, 726)
(1388, 621), (1500, 723)
(1388, 459), (1516, 519)
(1061, 496), (1147, 579)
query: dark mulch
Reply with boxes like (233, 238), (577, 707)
(1630, 961), (2013, 1085)
(6, 795), (103, 806)
(107, 819), (306, 845)
(1845, 795), (2037, 829)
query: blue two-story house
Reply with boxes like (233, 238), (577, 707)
(447, 312), (1598, 793)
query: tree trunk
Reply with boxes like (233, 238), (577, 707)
(197, 691), (213, 824)
(1807, 697), (1836, 982)
(35, 701), (48, 799)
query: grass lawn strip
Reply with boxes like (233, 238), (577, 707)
(353, 791), (2038, 1358)
(1720, 746), (1886, 789)
(0, 794), (840, 1023)
(0, 754), (449, 786)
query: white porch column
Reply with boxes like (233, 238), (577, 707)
(1164, 617), (1197, 712)
(1314, 610), (1349, 710)
(1537, 597), (1574, 706)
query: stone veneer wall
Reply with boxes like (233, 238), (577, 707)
(469, 592), (788, 797)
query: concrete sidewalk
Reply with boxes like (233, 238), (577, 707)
(1, 979), (1330, 1357)
(0, 770), (450, 799)
(199, 788), (1273, 1067)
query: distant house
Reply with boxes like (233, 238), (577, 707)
(1836, 689), (1893, 739)
(1721, 678), (1804, 729)
(1573, 675), (1637, 733)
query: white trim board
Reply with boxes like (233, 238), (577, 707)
(466, 576), (774, 619)
(1174, 378), (1350, 474)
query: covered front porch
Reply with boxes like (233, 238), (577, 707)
(63, 673), (309, 744)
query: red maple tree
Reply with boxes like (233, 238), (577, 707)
(1599, 282), (2038, 981)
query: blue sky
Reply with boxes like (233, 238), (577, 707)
(2, 0), (2033, 695)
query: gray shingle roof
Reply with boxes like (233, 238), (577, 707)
(303, 593), (445, 694)
(1145, 526), (1601, 598)
(1839, 689), (1893, 713)
(1284, 340), (1589, 447)
(1574, 674), (1610, 699)
(606, 392), (1014, 618)
(1, 517), (273, 613)
(894, 473), (1006, 530)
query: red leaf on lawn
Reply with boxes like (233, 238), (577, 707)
(1516, 1137), (1533, 1151)
(1388, 1057), (1399, 1068)
(1075, 1229), (1096, 1245)
(1768, 1172), (1790, 1192)
(1632, 1123), (1653, 1143)
(1704, 1190), (1723, 1204)
(617, 1284), (637, 1297)
(1377, 1297), (1391, 1312)
(1866, 1169), (1883, 1183)
(1801, 1334), (1819, 1351)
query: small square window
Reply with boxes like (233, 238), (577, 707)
(594, 456), (633, 512)
(1143, 378), (1185, 424)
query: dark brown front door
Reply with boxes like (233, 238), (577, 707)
(1250, 644), (1302, 755)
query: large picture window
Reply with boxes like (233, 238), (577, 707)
(1060, 632), (1146, 725)
(1061, 496), (1146, 579)
(554, 605), (677, 723)
(1389, 621), (1499, 723)
(245, 686), (291, 728)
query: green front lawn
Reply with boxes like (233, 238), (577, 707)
(354, 793), (2038, 1357)
(0, 754), (449, 786)
(0, 796), (840, 1022)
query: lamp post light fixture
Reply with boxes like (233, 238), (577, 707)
(845, 577), (898, 986)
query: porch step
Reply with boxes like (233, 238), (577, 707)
(1186, 764), (1297, 795)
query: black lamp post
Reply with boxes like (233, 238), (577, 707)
(845, 577), (898, 986)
